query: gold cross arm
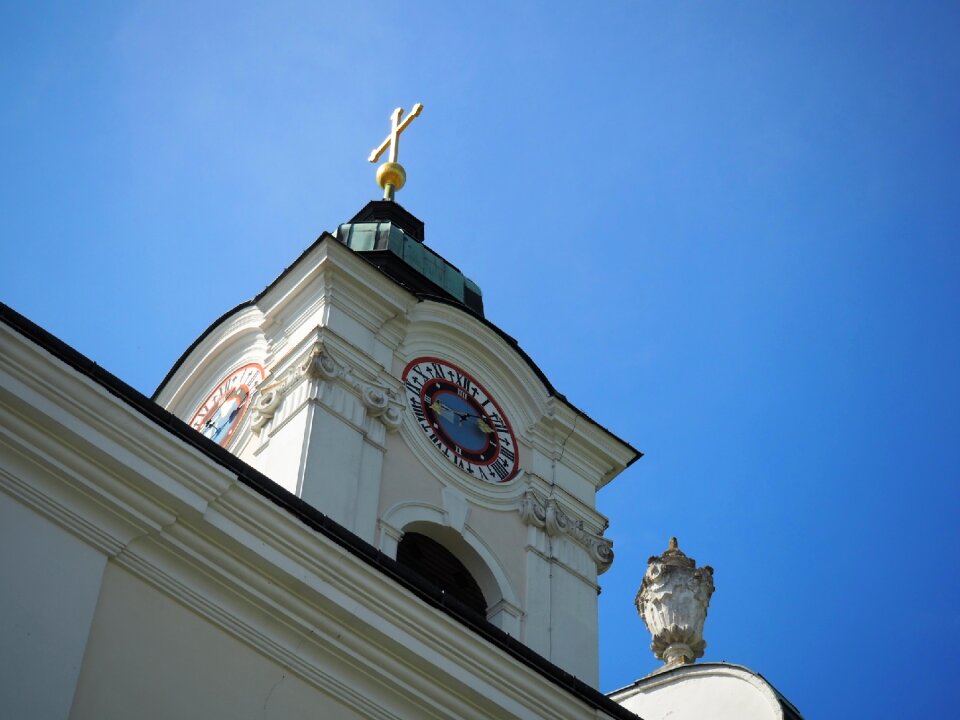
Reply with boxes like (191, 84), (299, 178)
(368, 103), (424, 164)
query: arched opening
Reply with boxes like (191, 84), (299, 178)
(396, 531), (487, 616)
(379, 508), (522, 635)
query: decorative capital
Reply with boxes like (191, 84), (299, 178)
(519, 490), (614, 572)
(635, 537), (715, 667)
(249, 342), (404, 436)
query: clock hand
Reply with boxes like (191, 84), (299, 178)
(430, 399), (456, 421)
(453, 409), (493, 432)
(429, 398), (494, 433)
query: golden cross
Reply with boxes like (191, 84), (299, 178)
(368, 103), (424, 164)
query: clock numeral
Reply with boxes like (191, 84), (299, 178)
(488, 459), (510, 481)
(410, 397), (425, 423)
(500, 445), (515, 464)
(428, 431), (450, 458)
(488, 413), (507, 432)
(451, 371), (472, 394)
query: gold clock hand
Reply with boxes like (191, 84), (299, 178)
(430, 399), (457, 422)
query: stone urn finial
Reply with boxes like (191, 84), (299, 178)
(635, 537), (715, 667)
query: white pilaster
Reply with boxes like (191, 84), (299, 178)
(248, 340), (403, 542)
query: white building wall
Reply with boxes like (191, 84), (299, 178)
(0, 493), (106, 720)
(69, 564), (368, 720)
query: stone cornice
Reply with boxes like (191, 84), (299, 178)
(518, 490), (614, 573)
(528, 398), (637, 492)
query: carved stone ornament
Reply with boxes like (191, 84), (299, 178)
(519, 490), (614, 572)
(635, 537), (715, 667)
(250, 343), (403, 434)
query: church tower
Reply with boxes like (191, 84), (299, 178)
(151, 105), (639, 686)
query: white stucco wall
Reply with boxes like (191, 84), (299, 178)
(69, 564), (367, 720)
(0, 492), (106, 720)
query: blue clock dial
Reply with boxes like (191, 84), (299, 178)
(429, 390), (491, 454)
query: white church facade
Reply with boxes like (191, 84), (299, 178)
(0, 107), (802, 719)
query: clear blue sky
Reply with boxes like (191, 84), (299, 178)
(2, 3), (958, 717)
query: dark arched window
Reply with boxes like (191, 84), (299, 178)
(396, 532), (487, 616)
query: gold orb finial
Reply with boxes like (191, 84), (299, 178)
(368, 103), (423, 201)
(376, 162), (406, 196)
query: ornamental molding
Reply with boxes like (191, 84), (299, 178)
(250, 342), (403, 434)
(518, 490), (614, 573)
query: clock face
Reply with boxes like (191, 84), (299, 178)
(189, 363), (265, 447)
(403, 357), (519, 483)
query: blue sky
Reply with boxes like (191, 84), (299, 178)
(3, 2), (958, 717)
